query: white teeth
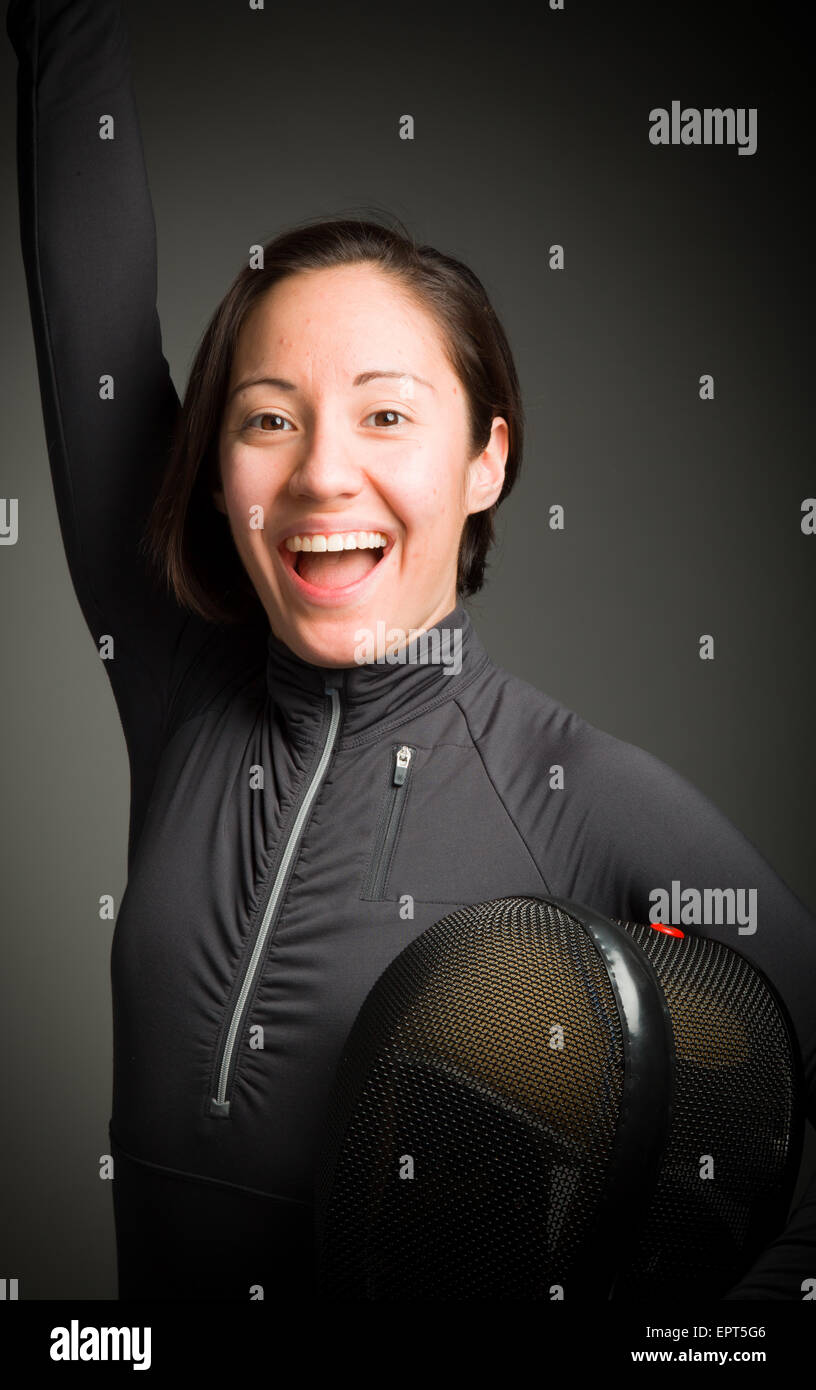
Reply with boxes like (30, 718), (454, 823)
(285, 530), (388, 552)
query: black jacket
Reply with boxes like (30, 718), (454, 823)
(8, 0), (816, 1302)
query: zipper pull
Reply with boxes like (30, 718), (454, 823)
(393, 745), (412, 785)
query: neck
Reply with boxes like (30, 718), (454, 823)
(265, 601), (489, 744)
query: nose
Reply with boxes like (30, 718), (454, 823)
(286, 414), (365, 503)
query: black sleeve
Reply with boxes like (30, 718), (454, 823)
(566, 727), (816, 1299)
(6, 0), (261, 860)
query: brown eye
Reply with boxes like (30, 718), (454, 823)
(366, 410), (408, 427)
(246, 412), (292, 432)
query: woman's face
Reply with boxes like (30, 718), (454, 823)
(215, 263), (508, 668)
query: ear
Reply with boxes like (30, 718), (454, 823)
(466, 417), (508, 516)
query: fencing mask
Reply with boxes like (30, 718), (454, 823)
(314, 895), (804, 1299)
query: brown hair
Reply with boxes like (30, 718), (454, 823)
(142, 215), (524, 624)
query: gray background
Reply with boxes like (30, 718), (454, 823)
(1, 0), (813, 1297)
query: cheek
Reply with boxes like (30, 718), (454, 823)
(219, 449), (275, 521)
(382, 444), (459, 519)
(397, 491), (461, 570)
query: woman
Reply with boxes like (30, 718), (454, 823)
(7, 0), (816, 1301)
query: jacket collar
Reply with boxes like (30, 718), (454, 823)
(265, 602), (489, 743)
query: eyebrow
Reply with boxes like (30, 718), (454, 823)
(227, 369), (436, 403)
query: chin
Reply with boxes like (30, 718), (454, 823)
(277, 615), (376, 670)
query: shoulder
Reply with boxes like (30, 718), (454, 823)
(463, 656), (734, 848)
(464, 656), (675, 782)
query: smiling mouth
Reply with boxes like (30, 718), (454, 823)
(279, 533), (391, 592)
(293, 544), (385, 584)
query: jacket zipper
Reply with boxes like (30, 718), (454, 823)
(208, 674), (343, 1118)
(361, 744), (415, 900)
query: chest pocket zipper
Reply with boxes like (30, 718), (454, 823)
(360, 744), (416, 901)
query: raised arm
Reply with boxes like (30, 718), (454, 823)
(7, 0), (190, 659)
(6, 0), (246, 856)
